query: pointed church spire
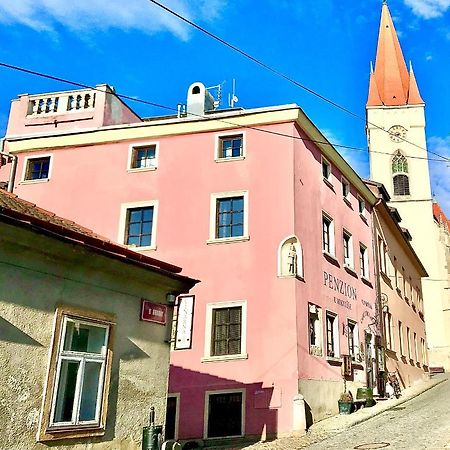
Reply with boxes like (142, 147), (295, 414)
(367, 2), (422, 106)
(408, 62), (425, 104)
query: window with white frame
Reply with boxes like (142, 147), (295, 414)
(308, 304), (322, 356)
(421, 338), (427, 365)
(406, 326), (411, 359)
(414, 332), (418, 362)
(129, 144), (158, 170)
(378, 236), (387, 274)
(216, 134), (244, 160)
(384, 312), (393, 350)
(278, 236), (303, 278)
(203, 301), (247, 361)
(359, 243), (369, 279)
(39, 306), (114, 441)
(322, 157), (331, 181)
(322, 213), (335, 256)
(343, 230), (353, 268)
(358, 196), (365, 216)
(24, 155), (51, 181)
(118, 201), (158, 249)
(398, 321), (404, 356)
(209, 191), (248, 242)
(347, 319), (358, 360)
(342, 178), (350, 199)
(325, 311), (339, 358)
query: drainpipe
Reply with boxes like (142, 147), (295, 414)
(0, 138), (18, 193)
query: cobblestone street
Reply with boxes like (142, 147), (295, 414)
(243, 374), (450, 450)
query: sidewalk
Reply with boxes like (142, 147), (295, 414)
(242, 373), (448, 450)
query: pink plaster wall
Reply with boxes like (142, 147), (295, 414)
(7, 114), (377, 439)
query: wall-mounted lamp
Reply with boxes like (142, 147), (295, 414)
(166, 293), (177, 304)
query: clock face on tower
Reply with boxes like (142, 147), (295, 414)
(388, 125), (407, 142)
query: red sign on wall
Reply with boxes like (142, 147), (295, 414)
(141, 300), (167, 325)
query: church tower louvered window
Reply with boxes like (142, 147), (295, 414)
(392, 151), (410, 196)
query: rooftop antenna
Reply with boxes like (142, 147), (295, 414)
(228, 79), (239, 108)
(206, 81), (225, 109)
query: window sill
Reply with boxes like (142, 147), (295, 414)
(125, 244), (157, 252)
(207, 236), (250, 245)
(214, 156), (245, 163)
(380, 271), (392, 286)
(326, 356), (342, 366)
(20, 178), (50, 185)
(359, 213), (368, 223)
(343, 197), (352, 208)
(322, 251), (338, 264)
(39, 425), (105, 442)
(323, 177), (334, 190)
(201, 353), (248, 363)
(361, 276), (372, 287)
(127, 166), (157, 173)
(344, 265), (358, 277)
(396, 287), (402, 297)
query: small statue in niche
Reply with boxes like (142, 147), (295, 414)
(288, 242), (298, 275)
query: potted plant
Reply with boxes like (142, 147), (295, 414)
(338, 390), (353, 414)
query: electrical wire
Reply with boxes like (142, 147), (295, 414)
(147, 0), (450, 163)
(0, 61), (448, 164)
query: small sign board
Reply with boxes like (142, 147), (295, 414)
(141, 300), (167, 325)
(174, 295), (195, 350)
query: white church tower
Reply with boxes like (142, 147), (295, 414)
(367, 2), (450, 370)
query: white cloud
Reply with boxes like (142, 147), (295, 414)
(426, 54), (433, 60)
(428, 136), (450, 216)
(0, 0), (227, 40)
(403, 0), (450, 19)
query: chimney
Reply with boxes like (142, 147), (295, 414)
(186, 82), (215, 117)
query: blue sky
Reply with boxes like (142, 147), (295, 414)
(0, 0), (448, 213)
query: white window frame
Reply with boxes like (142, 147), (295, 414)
(208, 190), (249, 244)
(325, 310), (340, 358)
(341, 177), (350, 200)
(321, 156), (332, 183)
(118, 200), (159, 251)
(127, 141), (159, 172)
(359, 243), (369, 280)
(202, 300), (247, 362)
(399, 321), (404, 356)
(204, 388), (246, 439)
(347, 319), (359, 360)
(322, 212), (335, 257)
(214, 131), (246, 162)
(21, 153), (53, 183)
(357, 196), (366, 217)
(308, 303), (323, 356)
(49, 317), (109, 428)
(343, 229), (354, 269)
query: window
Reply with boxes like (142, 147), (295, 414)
(209, 191), (248, 242)
(119, 200), (158, 250)
(378, 236), (387, 274)
(203, 301), (247, 361)
(322, 157), (331, 181)
(342, 178), (350, 199)
(394, 257), (398, 289)
(308, 304), (322, 356)
(322, 213), (335, 256)
(205, 390), (245, 438)
(414, 332), (418, 362)
(130, 144), (157, 170)
(392, 151), (410, 196)
(358, 196), (365, 216)
(421, 338), (427, 366)
(407, 327), (411, 360)
(39, 306), (114, 441)
(402, 268), (407, 298)
(399, 324), (405, 357)
(343, 230), (353, 268)
(24, 156), (51, 181)
(325, 311), (339, 358)
(359, 243), (369, 279)
(278, 236), (303, 278)
(384, 312), (393, 350)
(347, 320), (358, 360)
(217, 134), (244, 159)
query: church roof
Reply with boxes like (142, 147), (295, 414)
(367, 2), (424, 107)
(433, 202), (450, 230)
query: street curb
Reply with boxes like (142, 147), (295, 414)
(318, 376), (448, 434)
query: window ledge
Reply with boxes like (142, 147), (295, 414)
(322, 251), (338, 264)
(396, 287), (402, 297)
(359, 213), (368, 223)
(343, 197), (352, 208)
(344, 265), (357, 277)
(125, 244), (157, 252)
(39, 426), (105, 442)
(323, 177), (334, 189)
(361, 276), (372, 287)
(207, 236), (250, 245)
(380, 271), (392, 286)
(352, 361), (364, 369)
(201, 353), (248, 363)
(326, 356), (342, 366)
(127, 166), (157, 173)
(215, 156), (245, 163)
(20, 178), (50, 185)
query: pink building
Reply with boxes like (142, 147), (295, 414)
(2, 83), (379, 443)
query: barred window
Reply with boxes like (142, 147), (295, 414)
(392, 152), (410, 196)
(393, 174), (410, 196)
(211, 307), (242, 357)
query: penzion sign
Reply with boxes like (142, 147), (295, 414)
(323, 271), (357, 300)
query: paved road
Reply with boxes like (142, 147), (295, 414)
(307, 376), (450, 450)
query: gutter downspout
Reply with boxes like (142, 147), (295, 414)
(0, 138), (18, 193)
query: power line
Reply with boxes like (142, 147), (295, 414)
(147, 0), (450, 163)
(0, 61), (448, 164)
